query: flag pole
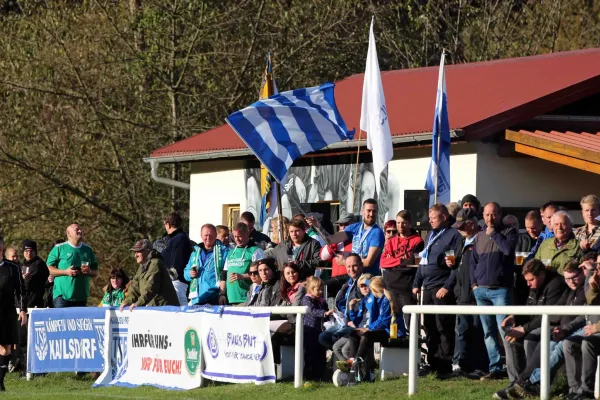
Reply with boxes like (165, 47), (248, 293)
(276, 182), (284, 243)
(352, 129), (362, 214)
(433, 49), (445, 205)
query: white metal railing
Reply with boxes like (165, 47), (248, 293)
(402, 305), (600, 400)
(25, 306), (309, 389)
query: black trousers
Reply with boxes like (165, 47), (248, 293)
(271, 322), (295, 364)
(422, 287), (456, 373)
(347, 329), (389, 370)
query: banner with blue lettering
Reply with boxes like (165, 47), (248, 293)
(94, 307), (203, 390)
(27, 307), (106, 372)
(199, 307), (275, 385)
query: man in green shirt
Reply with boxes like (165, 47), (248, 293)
(47, 224), (99, 307)
(219, 222), (264, 305)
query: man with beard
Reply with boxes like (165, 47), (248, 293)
(120, 239), (179, 310)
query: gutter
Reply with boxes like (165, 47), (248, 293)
(144, 129), (464, 189)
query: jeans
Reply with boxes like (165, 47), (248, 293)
(318, 325), (354, 350)
(53, 296), (87, 308)
(473, 286), (511, 373)
(528, 337), (566, 384)
(564, 329), (600, 394)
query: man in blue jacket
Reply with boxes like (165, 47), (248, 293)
(161, 212), (193, 284)
(412, 203), (463, 376)
(470, 202), (518, 381)
(184, 224), (229, 305)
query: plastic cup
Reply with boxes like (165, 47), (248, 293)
(445, 250), (455, 265)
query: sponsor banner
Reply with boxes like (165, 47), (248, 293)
(95, 308), (202, 390)
(27, 307), (106, 373)
(199, 307), (275, 385)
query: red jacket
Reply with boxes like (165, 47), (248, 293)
(380, 233), (424, 269)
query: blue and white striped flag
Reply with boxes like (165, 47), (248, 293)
(425, 52), (451, 207)
(226, 82), (353, 183)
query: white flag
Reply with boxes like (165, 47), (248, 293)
(360, 17), (393, 196)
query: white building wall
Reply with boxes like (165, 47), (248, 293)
(188, 161), (246, 243)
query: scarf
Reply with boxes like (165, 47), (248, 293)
(189, 240), (224, 296)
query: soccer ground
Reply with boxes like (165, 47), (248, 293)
(2, 373), (568, 400)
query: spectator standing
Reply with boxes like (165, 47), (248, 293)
(220, 223), (264, 305)
(20, 240), (49, 309)
(330, 213), (357, 278)
(470, 202), (518, 380)
(383, 220), (397, 245)
(47, 224), (99, 307)
(169, 269), (188, 306)
(161, 212), (193, 284)
(519, 211), (544, 255)
(380, 210), (424, 328)
(184, 224), (229, 306)
(447, 208), (488, 377)
(215, 225), (231, 247)
(272, 219), (322, 279)
(240, 211), (271, 248)
(527, 202), (558, 259)
(535, 211), (581, 274)
(412, 203), (463, 376)
(0, 236), (27, 392)
(302, 276), (332, 380)
(575, 194), (600, 253)
(120, 239), (179, 310)
(334, 199), (385, 276)
(4, 248), (18, 264)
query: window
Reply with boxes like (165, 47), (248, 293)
(222, 204), (240, 229)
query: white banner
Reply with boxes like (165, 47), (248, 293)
(199, 307), (275, 384)
(94, 308), (202, 390)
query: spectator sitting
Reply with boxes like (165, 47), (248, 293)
(534, 210), (581, 274)
(507, 261), (586, 398)
(161, 212), (193, 284)
(251, 258), (282, 307)
(380, 210), (424, 329)
(120, 239), (180, 310)
(494, 259), (566, 399)
(302, 276), (333, 380)
(271, 219), (322, 279)
(169, 268), (188, 307)
(100, 268), (129, 307)
(184, 224), (229, 306)
(246, 262), (262, 305)
(332, 273), (373, 367)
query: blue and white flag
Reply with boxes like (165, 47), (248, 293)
(425, 52), (451, 206)
(226, 83), (353, 183)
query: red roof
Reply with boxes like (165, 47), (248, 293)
(150, 47), (600, 160)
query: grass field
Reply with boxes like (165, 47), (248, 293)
(2, 372), (569, 400)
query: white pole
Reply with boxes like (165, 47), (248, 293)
(540, 315), (550, 400)
(408, 312), (419, 396)
(26, 309), (33, 381)
(294, 312), (304, 388)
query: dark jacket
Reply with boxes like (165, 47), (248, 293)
(22, 256), (50, 309)
(334, 276), (364, 321)
(551, 283), (586, 333)
(516, 233), (535, 254)
(470, 224), (518, 288)
(124, 250), (180, 307)
(0, 260), (25, 311)
(454, 238), (476, 304)
(253, 278), (282, 307)
(515, 269), (566, 334)
(271, 236), (322, 279)
(302, 294), (329, 331)
(161, 228), (193, 283)
(413, 227), (463, 290)
(250, 228), (271, 247)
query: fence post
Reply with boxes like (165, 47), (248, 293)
(408, 312), (418, 396)
(294, 312), (304, 388)
(540, 314), (550, 400)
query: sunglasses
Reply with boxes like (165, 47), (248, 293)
(249, 270), (259, 276)
(385, 230), (398, 234)
(359, 284), (369, 288)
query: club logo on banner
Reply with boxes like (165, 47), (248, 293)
(28, 307), (106, 373)
(184, 329), (200, 375)
(199, 308), (275, 385)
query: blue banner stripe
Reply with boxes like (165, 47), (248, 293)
(255, 100), (302, 160)
(202, 371), (276, 381)
(272, 96), (327, 152)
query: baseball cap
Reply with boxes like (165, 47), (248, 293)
(130, 239), (153, 252)
(335, 212), (357, 225)
(452, 208), (479, 229)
